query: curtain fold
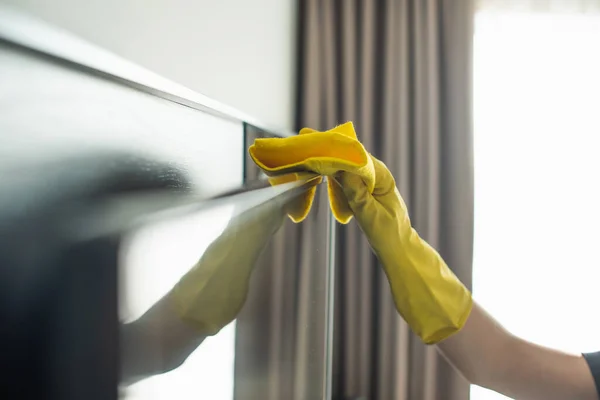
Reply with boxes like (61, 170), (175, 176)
(297, 1), (475, 399)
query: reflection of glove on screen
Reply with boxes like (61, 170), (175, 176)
(249, 122), (375, 223)
(251, 122), (472, 344)
(169, 204), (285, 336)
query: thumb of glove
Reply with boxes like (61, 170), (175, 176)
(334, 171), (373, 214)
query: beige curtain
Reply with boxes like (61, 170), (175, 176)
(297, 1), (475, 399)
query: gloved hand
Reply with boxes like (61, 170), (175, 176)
(249, 122), (374, 223)
(249, 122), (472, 344)
(336, 155), (473, 344)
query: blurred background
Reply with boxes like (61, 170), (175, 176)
(2, 0), (600, 399)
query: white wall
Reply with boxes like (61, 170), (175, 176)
(2, 0), (296, 131)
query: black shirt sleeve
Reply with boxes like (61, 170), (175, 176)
(583, 352), (600, 397)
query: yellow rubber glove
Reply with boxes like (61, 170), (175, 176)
(169, 200), (286, 336)
(249, 122), (471, 343)
(249, 122), (375, 223)
(336, 155), (473, 344)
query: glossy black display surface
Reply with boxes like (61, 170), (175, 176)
(0, 12), (334, 399)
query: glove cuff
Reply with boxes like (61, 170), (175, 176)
(381, 228), (473, 344)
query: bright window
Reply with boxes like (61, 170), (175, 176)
(472, 10), (600, 400)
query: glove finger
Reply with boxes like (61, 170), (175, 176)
(335, 171), (372, 211)
(369, 155), (397, 197)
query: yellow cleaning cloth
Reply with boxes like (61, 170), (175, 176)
(248, 122), (375, 223)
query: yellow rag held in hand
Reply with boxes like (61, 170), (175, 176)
(249, 121), (473, 344)
(248, 122), (374, 223)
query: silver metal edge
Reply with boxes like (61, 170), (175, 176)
(323, 181), (336, 400)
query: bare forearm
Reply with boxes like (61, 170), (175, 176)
(437, 302), (598, 400)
